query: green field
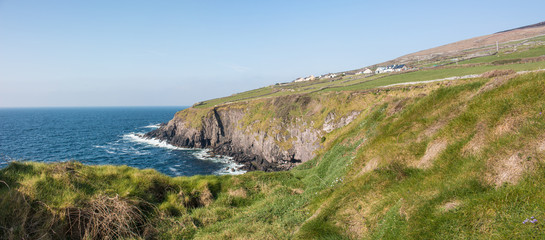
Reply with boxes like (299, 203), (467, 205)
(197, 61), (545, 108)
(4, 31), (545, 239)
(327, 61), (545, 92)
(3, 71), (545, 239)
(195, 42), (545, 109)
(459, 45), (545, 64)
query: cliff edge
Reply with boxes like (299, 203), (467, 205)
(146, 94), (363, 171)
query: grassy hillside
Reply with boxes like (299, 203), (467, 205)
(2, 70), (545, 239)
(193, 37), (545, 109)
(3, 28), (545, 240)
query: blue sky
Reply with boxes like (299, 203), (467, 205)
(1, 0), (544, 107)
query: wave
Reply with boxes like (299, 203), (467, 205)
(169, 167), (179, 174)
(123, 133), (246, 175)
(123, 133), (188, 150)
(215, 163), (247, 175)
(142, 123), (162, 129)
(191, 149), (246, 175)
(94, 143), (150, 156)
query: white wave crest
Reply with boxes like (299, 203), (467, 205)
(94, 143), (150, 156)
(123, 133), (188, 150)
(123, 133), (246, 175)
(142, 123), (162, 129)
(216, 163), (246, 175)
(191, 149), (246, 175)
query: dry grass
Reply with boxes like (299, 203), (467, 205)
(65, 194), (153, 240)
(291, 188), (304, 195)
(476, 71), (516, 95)
(386, 98), (409, 116)
(179, 187), (215, 209)
(494, 114), (524, 136)
(0, 190), (60, 239)
(397, 24), (545, 62)
(539, 138), (545, 152)
(414, 140), (448, 169)
(227, 188), (248, 198)
(462, 122), (488, 155)
(358, 157), (380, 176)
(198, 188), (214, 207)
(439, 200), (461, 213)
(420, 120), (449, 141)
(337, 205), (367, 239)
(485, 153), (532, 187)
(480, 69), (516, 79)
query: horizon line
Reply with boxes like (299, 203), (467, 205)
(0, 105), (190, 109)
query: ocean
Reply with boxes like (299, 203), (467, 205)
(0, 107), (244, 176)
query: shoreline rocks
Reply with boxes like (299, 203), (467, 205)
(145, 107), (315, 172)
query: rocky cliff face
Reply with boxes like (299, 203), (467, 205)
(145, 95), (362, 171)
(146, 107), (318, 171)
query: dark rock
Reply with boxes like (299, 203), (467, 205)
(145, 105), (358, 172)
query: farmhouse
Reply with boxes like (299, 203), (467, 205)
(355, 68), (373, 75)
(375, 64), (407, 74)
(393, 64), (408, 72)
(319, 73), (338, 79)
(375, 66), (387, 74)
(294, 75), (316, 82)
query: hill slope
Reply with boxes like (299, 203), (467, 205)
(2, 70), (545, 239)
(2, 23), (545, 239)
(394, 22), (545, 64)
(146, 26), (545, 172)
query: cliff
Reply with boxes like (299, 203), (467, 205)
(4, 21), (545, 239)
(146, 94), (364, 171)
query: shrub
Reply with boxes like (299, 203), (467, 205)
(481, 69), (516, 78)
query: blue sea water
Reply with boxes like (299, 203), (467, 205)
(0, 107), (244, 176)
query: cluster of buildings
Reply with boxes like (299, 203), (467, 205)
(374, 64), (408, 74)
(319, 73), (338, 79)
(355, 69), (373, 75)
(294, 73), (338, 82)
(294, 75), (316, 82)
(293, 64), (409, 83)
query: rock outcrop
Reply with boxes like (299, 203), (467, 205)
(146, 95), (361, 171)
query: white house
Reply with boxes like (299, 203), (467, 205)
(375, 67), (387, 74)
(375, 65), (407, 74)
(294, 75), (316, 82)
(320, 74), (338, 79)
(393, 64), (408, 72)
(355, 69), (372, 75)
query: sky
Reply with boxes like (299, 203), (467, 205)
(1, 0), (544, 107)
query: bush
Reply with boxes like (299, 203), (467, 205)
(491, 58), (521, 65)
(481, 69), (516, 78)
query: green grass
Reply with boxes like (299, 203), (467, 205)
(6, 71), (545, 239)
(194, 40), (545, 109)
(191, 35), (545, 110)
(325, 61), (545, 92)
(459, 45), (545, 64)
(197, 54), (545, 109)
(195, 86), (276, 108)
(3, 60), (545, 238)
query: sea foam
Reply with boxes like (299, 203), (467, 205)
(123, 133), (188, 150)
(125, 129), (246, 175)
(142, 123), (162, 129)
(191, 149), (246, 175)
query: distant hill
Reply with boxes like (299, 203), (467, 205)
(3, 21), (545, 239)
(392, 21), (545, 64)
(497, 21), (545, 33)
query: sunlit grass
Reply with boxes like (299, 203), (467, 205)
(2, 71), (545, 239)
